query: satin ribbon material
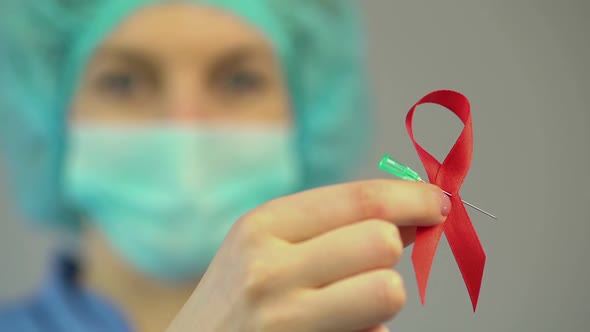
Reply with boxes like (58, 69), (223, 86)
(405, 90), (485, 311)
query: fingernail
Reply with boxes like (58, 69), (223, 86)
(437, 191), (452, 217)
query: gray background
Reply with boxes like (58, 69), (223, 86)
(1, 0), (589, 331)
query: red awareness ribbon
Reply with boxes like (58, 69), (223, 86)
(406, 90), (486, 311)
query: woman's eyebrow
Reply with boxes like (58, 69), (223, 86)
(211, 45), (275, 68)
(92, 47), (159, 69)
(91, 43), (275, 71)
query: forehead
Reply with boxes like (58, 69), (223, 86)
(96, 3), (275, 60)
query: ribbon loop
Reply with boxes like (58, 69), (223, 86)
(405, 90), (473, 193)
(405, 90), (486, 311)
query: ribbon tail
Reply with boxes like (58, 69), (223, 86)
(445, 198), (486, 311)
(411, 224), (444, 305)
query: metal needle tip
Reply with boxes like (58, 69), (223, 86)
(442, 190), (497, 220)
(419, 180), (497, 220)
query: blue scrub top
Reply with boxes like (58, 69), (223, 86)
(0, 255), (132, 331)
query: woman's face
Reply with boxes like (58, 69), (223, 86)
(70, 3), (291, 125)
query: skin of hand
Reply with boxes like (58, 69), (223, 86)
(166, 179), (451, 332)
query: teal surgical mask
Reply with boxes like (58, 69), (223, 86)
(64, 124), (300, 281)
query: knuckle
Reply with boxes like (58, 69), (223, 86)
(365, 221), (403, 266)
(255, 302), (301, 332)
(232, 212), (267, 247)
(242, 259), (279, 303)
(374, 270), (406, 320)
(353, 181), (387, 219)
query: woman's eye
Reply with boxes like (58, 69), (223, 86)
(96, 72), (142, 98)
(219, 70), (266, 94)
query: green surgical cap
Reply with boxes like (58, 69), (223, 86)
(0, 0), (371, 226)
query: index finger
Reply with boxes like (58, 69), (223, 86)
(250, 179), (449, 243)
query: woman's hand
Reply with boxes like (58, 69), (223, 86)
(166, 180), (450, 332)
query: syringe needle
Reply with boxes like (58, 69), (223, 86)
(379, 154), (497, 220)
(439, 188), (497, 220)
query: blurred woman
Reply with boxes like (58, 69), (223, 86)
(0, 1), (450, 331)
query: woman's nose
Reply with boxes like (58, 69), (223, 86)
(170, 102), (207, 122)
(165, 74), (210, 122)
